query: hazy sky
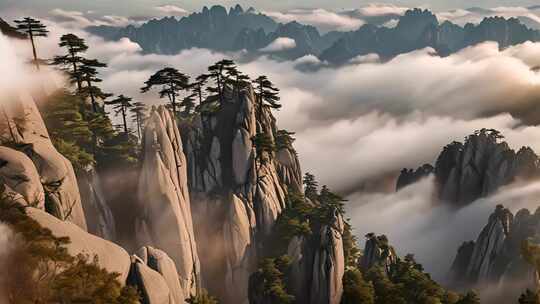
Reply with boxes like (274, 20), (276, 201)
(1, 0), (540, 17)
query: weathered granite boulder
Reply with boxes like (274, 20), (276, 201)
(360, 233), (398, 274)
(1, 97), (87, 229)
(27, 207), (131, 282)
(136, 106), (200, 299)
(0, 146), (45, 208)
(128, 255), (175, 304)
(137, 246), (185, 304)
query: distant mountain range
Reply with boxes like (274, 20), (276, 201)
(88, 5), (540, 64)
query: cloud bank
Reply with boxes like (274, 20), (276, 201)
(154, 5), (189, 16)
(264, 8), (364, 32)
(259, 37), (297, 52)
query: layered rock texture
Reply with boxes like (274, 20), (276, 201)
(182, 86), (302, 303)
(398, 129), (540, 205)
(449, 205), (540, 300)
(136, 106), (201, 300)
(360, 233), (398, 274)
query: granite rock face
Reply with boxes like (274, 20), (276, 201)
(77, 168), (116, 240)
(401, 129), (540, 205)
(0, 146), (45, 208)
(1, 97), (87, 229)
(396, 164), (434, 191)
(128, 255), (175, 304)
(27, 208), (131, 282)
(136, 106), (201, 300)
(286, 211), (345, 304)
(449, 205), (540, 299)
(360, 233), (398, 274)
(183, 86), (302, 303)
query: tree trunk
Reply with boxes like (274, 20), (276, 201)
(86, 79), (98, 112)
(121, 105), (128, 136)
(28, 26), (39, 71)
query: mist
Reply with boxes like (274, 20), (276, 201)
(347, 177), (540, 282)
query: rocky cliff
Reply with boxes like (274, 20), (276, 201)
(136, 106), (201, 301)
(449, 205), (540, 300)
(1, 97), (87, 229)
(181, 85), (302, 303)
(398, 129), (540, 205)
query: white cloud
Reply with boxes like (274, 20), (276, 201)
(259, 37), (297, 52)
(437, 6), (540, 26)
(49, 8), (136, 28)
(356, 3), (409, 17)
(348, 177), (540, 283)
(154, 5), (189, 16)
(264, 8), (364, 32)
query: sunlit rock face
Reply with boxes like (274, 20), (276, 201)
(183, 86), (302, 303)
(449, 205), (540, 300)
(0, 146), (45, 208)
(77, 168), (116, 240)
(27, 207), (131, 282)
(400, 129), (540, 205)
(1, 97), (87, 230)
(136, 106), (200, 300)
(128, 255), (175, 304)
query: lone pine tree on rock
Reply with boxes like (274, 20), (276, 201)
(14, 17), (48, 70)
(106, 95), (134, 136)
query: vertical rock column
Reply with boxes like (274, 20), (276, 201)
(136, 106), (201, 300)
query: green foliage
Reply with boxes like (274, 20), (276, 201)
(275, 130), (296, 151)
(253, 75), (281, 110)
(343, 223), (361, 267)
(207, 59), (236, 103)
(251, 256), (295, 304)
(186, 289), (219, 304)
(455, 291), (481, 304)
(42, 90), (95, 169)
(251, 133), (276, 165)
(519, 290), (540, 304)
(303, 172), (319, 201)
(106, 95), (134, 135)
(0, 184), (139, 303)
(141, 67), (190, 115)
(341, 268), (375, 304)
(52, 33), (89, 90)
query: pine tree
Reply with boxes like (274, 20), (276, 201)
(79, 58), (111, 112)
(303, 172), (319, 201)
(191, 74), (209, 108)
(225, 63), (250, 95)
(130, 102), (148, 141)
(106, 95), (134, 136)
(253, 75), (281, 110)
(341, 268), (375, 304)
(14, 17), (48, 70)
(52, 34), (89, 91)
(180, 93), (197, 117)
(207, 59), (236, 103)
(141, 67), (189, 116)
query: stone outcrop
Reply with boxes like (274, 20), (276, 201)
(183, 86), (302, 303)
(27, 207), (131, 282)
(1, 97), (87, 229)
(401, 129), (540, 205)
(136, 106), (200, 300)
(77, 168), (116, 240)
(396, 164), (434, 191)
(128, 255), (175, 304)
(286, 211), (345, 304)
(0, 146), (45, 208)
(449, 205), (540, 298)
(360, 233), (398, 274)
(137, 246), (184, 304)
